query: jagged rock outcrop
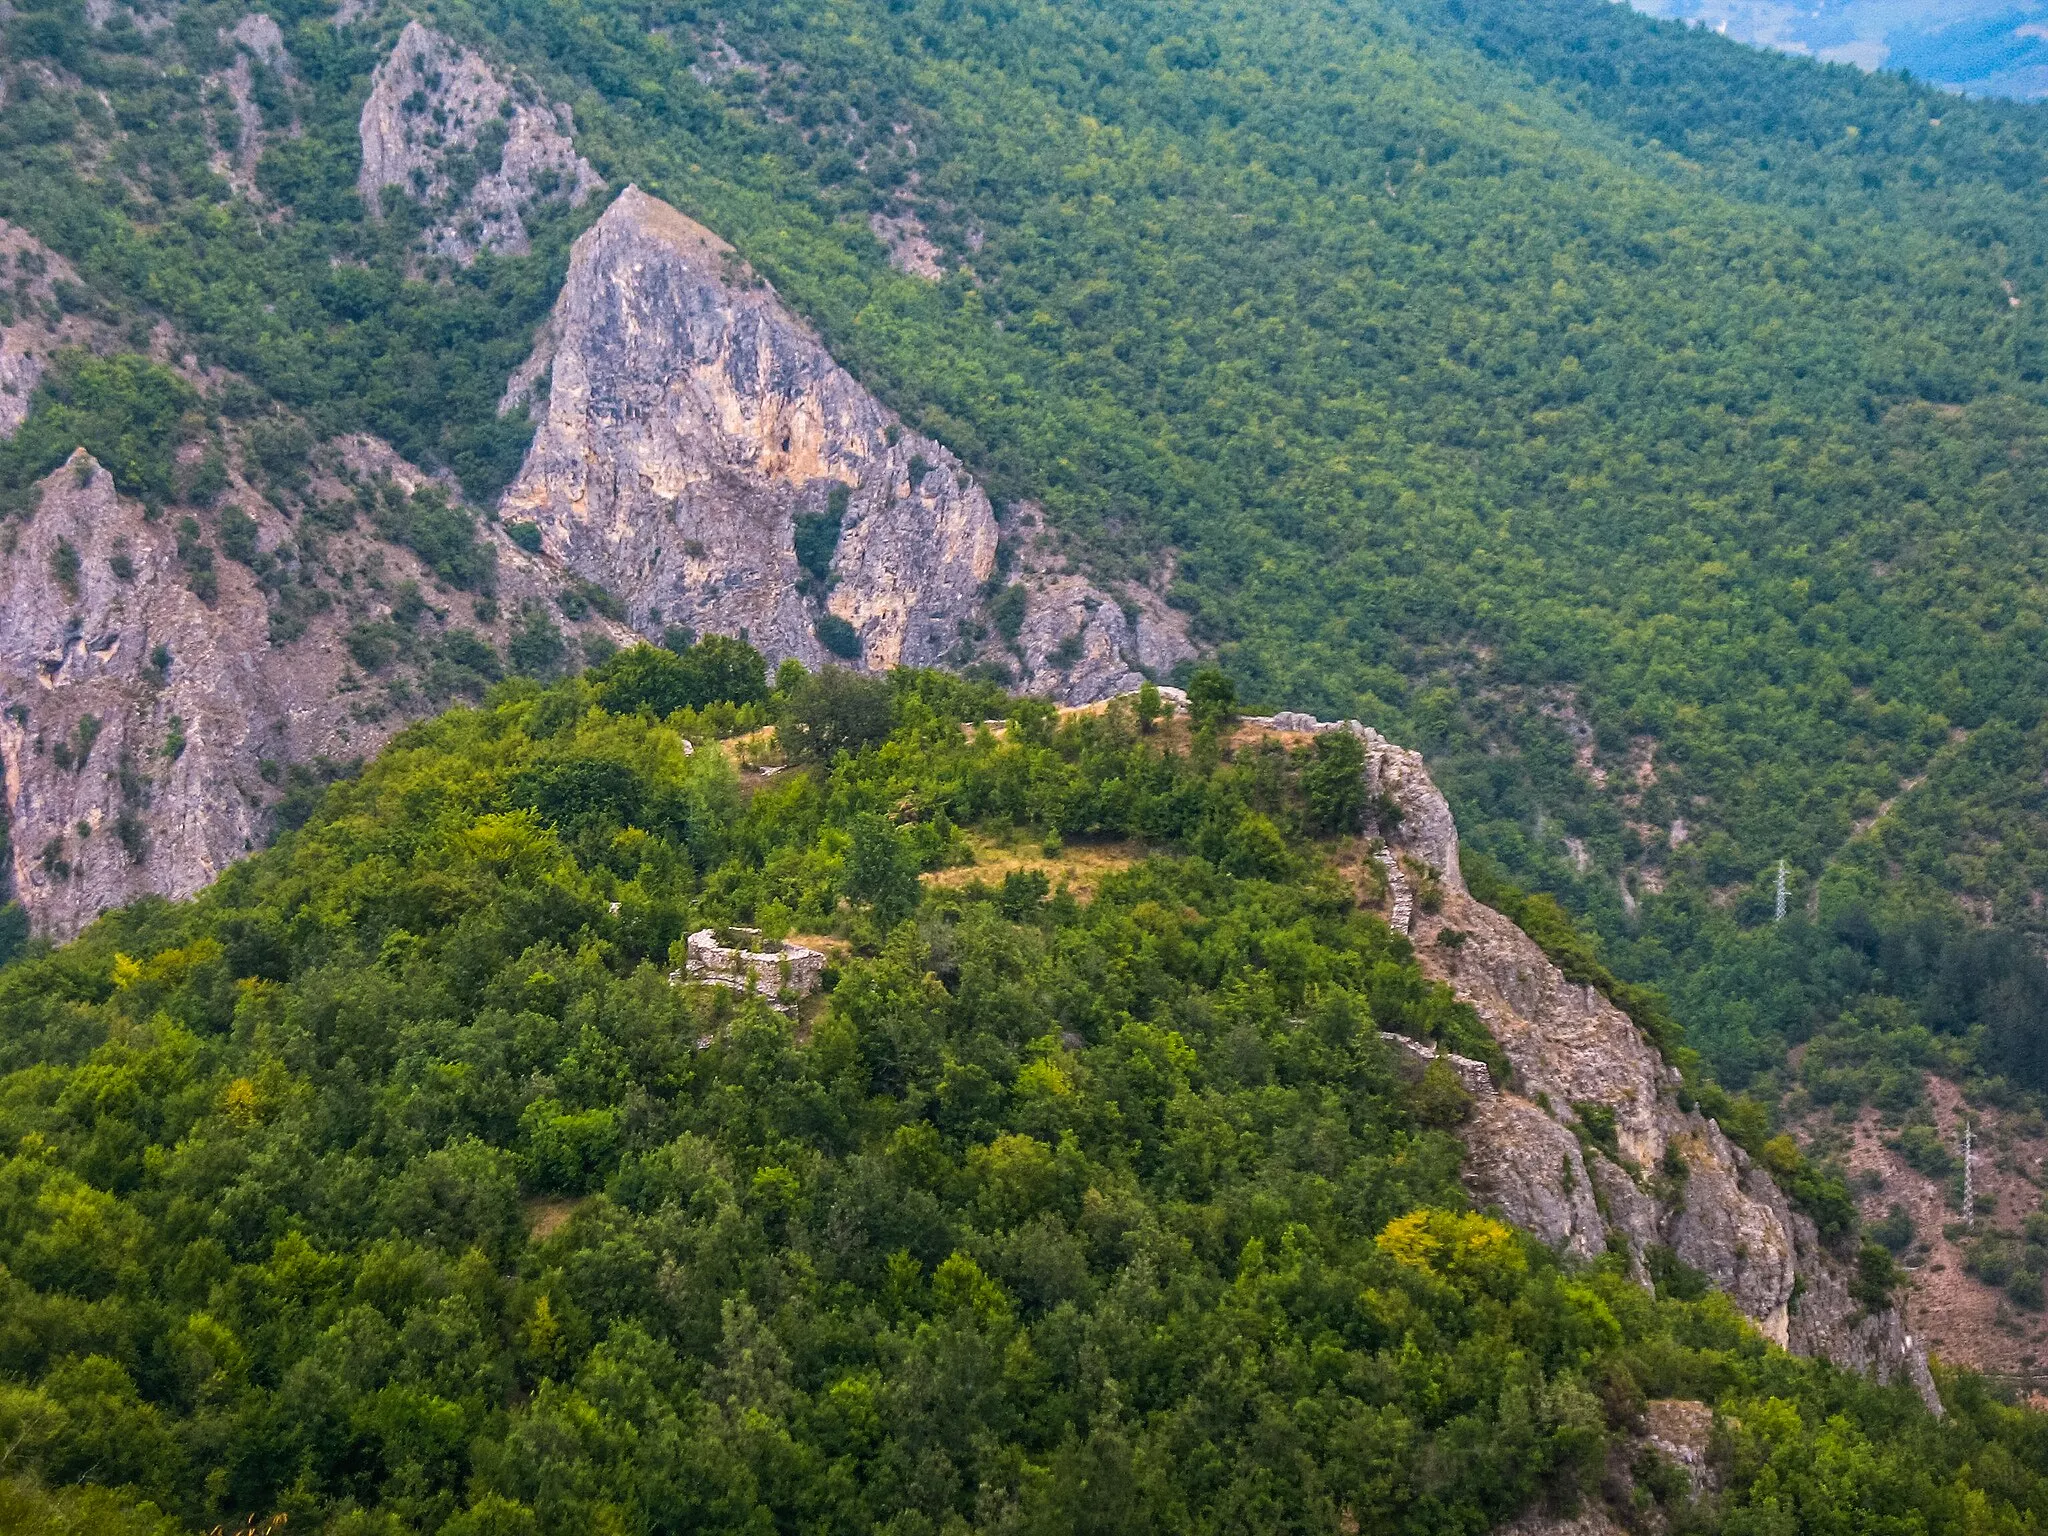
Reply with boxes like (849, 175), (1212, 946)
(1463, 1091), (1608, 1263)
(499, 186), (1001, 673)
(357, 21), (602, 263)
(1253, 709), (1938, 1410)
(997, 503), (1196, 702)
(497, 188), (1181, 701)
(0, 447), (628, 942)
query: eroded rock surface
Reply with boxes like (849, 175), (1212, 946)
(358, 21), (602, 263)
(1245, 708), (1937, 1409)
(994, 503), (1195, 703)
(499, 186), (1000, 673)
(0, 447), (627, 942)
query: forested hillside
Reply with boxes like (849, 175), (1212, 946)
(8, 0), (2048, 1052)
(0, 654), (2039, 1534)
(8, 0), (2048, 1512)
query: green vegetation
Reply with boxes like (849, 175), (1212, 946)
(0, 352), (198, 512)
(12, 0), (2048, 1112)
(0, 657), (2040, 1533)
(8, 0), (2048, 1515)
(589, 632), (770, 717)
(815, 611), (861, 659)
(794, 482), (851, 595)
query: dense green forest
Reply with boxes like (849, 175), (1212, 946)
(9, 0), (2048, 1516)
(8, 0), (2048, 1109)
(0, 652), (2040, 1534)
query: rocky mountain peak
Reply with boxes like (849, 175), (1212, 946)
(498, 185), (1002, 675)
(357, 20), (603, 263)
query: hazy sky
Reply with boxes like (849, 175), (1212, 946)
(1624, 0), (2048, 98)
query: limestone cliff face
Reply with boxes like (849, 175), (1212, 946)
(0, 447), (628, 942)
(357, 21), (602, 263)
(998, 503), (1195, 703)
(3, 456), (342, 936)
(499, 186), (1001, 674)
(1257, 710), (1939, 1409)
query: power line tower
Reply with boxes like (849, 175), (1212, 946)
(1962, 1119), (1975, 1227)
(1774, 860), (1787, 924)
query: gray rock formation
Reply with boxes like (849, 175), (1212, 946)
(1234, 706), (1938, 1410)
(208, 13), (297, 199)
(1463, 1091), (1609, 1263)
(498, 186), (1001, 674)
(0, 445), (629, 942)
(357, 21), (602, 263)
(991, 503), (1195, 703)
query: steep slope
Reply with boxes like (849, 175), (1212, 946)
(0, 439), (633, 942)
(1253, 708), (1940, 1407)
(5, 671), (2033, 1536)
(497, 186), (999, 673)
(496, 185), (1171, 695)
(357, 20), (603, 264)
(0, 220), (115, 440)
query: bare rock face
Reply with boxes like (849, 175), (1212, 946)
(1494, 1511), (1631, 1536)
(1359, 724), (1462, 890)
(869, 209), (944, 281)
(1242, 708), (1937, 1409)
(357, 21), (602, 263)
(1462, 1090), (1607, 1263)
(993, 503), (1196, 704)
(1008, 572), (1145, 703)
(208, 13), (299, 198)
(1642, 1399), (1717, 1498)
(499, 186), (1000, 673)
(3, 455), (330, 936)
(0, 447), (628, 943)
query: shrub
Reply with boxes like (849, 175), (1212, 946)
(508, 609), (569, 679)
(989, 582), (1028, 646)
(1303, 728), (1366, 835)
(1187, 665), (1237, 733)
(780, 667), (895, 763)
(816, 612), (861, 658)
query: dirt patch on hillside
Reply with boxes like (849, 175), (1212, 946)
(924, 831), (1146, 903)
(525, 1196), (579, 1243)
(1806, 1079), (2048, 1378)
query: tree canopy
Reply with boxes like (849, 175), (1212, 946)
(0, 666), (2041, 1533)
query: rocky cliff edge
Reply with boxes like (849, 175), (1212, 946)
(1254, 709), (1940, 1411)
(495, 185), (1184, 701)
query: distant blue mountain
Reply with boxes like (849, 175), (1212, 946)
(1625, 0), (2048, 97)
